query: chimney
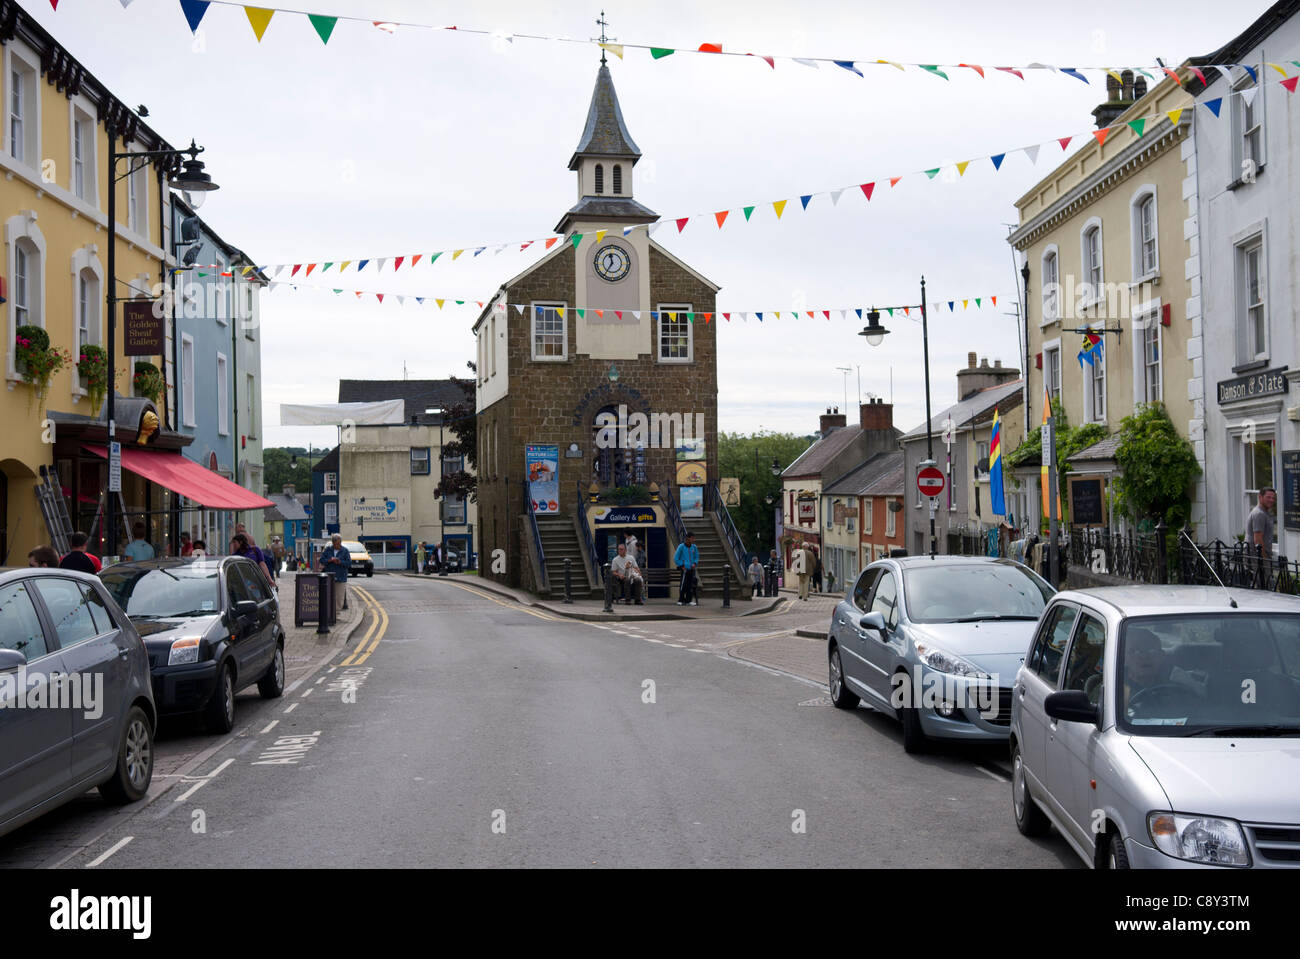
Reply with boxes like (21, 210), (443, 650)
(957, 355), (1021, 401)
(282, 484), (296, 496)
(860, 398), (893, 432)
(819, 407), (847, 436)
(1092, 69), (1146, 129)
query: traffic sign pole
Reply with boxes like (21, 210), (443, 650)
(917, 460), (945, 559)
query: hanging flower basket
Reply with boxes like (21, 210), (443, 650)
(15, 325), (72, 411)
(77, 344), (109, 417)
(133, 361), (164, 405)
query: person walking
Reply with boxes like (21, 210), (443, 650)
(416, 541), (427, 574)
(748, 555), (764, 595)
(59, 532), (102, 574)
(236, 522), (275, 582)
(122, 522), (155, 562)
(796, 542), (814, 601)
(674, 531), (700, 606)
(811, 545), (823, 593)
(1247, 487), (1276, 557)
(320, 533), (351, 615)
(767, 547), (781, 597)
(271, 537), (286, 580)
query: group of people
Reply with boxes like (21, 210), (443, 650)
(415, 540), (453, 575)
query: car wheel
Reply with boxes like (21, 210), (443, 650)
(900, 699), (928, 754)
(828, 645), (860, 709)
(1107, 831), (1131, 869)
(1012, 741), (1051, 837)
(258, 642), (285, 699)
(98, 705), (154, 805)
(366, 567), (373, 577)
(205, 663), (235, 734)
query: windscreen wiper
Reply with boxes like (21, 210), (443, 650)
(1183, 724), (1300, 737)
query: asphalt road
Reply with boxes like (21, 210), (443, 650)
(4, 574), (1079, 868)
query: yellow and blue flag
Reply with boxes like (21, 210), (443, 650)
(990, 409), (1006, 516)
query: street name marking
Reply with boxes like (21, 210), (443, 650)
(252, 731), (323, 766)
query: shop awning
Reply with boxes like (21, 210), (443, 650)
(81, 445), (274, 510)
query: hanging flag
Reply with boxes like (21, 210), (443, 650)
(305, 263), (316, 277)
(924, 168), (940, 179)
(715, 210), (729, 228)
(698, 43), (723, 54)
(829, 189), (843, 205)
(373, 22), (398, 34)
(1093, 128), (1110, 146)
(179, 0), (210, 33)
(919, 65), (949, 80)
(600, 43), (624, 59)
(291, 264), (302, 277)
(595, 230), (607, 243)
(960, 64), (985, 78)
(244, 7), (274, 41)
(340, 260), (351, 272)
(834, 61), (862, 77)
(989, 408), (1006, 516)
(544, 238), (558, 249)
(1127, 118), (1146, 137)
(996, 66), (1025, 80)
(956, 161), (970, 177)
(429, 252), (441, 264)
(452, 249), (464, 259)
(358, 259), (370, 271)
(748, 54), (775, 69)
(792, 58), (819, 69)
(743, 205), (755, 220)
(1284, 77), (1299, 93)
(1203, 97), (1223, 117)
(889, 176), (902, 187)
(393, 256), (404, 271)
(1077, 331), (1103, 367)
(990, 153), (1005, 170)
(309, 14), (337, 44)
(1060, 68), (1089, 83)
(650, 48), (675, 59)
(1024, 144), (1040, 165)
(411, 254), (422, 267)
(772, 200), (787, 219)
(676, 217), (690, 232)
(860, 182), (875, 200)
(800, 194), (813, 210)
(1167, 108), (1184, 126)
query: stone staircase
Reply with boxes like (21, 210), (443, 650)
(682, 517), (745, 598)
(534, 515), (599, 599)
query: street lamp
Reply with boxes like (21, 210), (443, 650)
(859, 276), (938, 558)
(291, 445), (315, 555)
(425, 406), (447, 576)
(105, 134), (218, 558)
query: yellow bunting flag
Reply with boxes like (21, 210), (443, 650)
(595, 230), (606, 243)
(600, 43), (624, 60)
(452, 249), (464, 260)
(557, 308), (565, 318)
(339, 261), (351, 272)
(1167, 108), (1183, 127)
(956, 161), (970, 177)
(962, 299), (969, 309)
(436, 299), (445, 309)
(876, 59), (904, 71)
(1107, 69), (1124, 84)
(772, 199), (787, 219)
(244, 7), (274, 41)
(1267, 62), (1289, 77)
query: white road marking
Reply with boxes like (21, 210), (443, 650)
(664, 643), (685, 648)
(300, 687), (313, 698)
(260, 720), (280, 735)
(283, 702), (299, 714)
(976, 765), (1011, 783)
(86, 836), (133, 867)
(173, 758), (235, 802)
(643, 638), (665, 644)
(174, 779), (209, 802)
(315, 676), (326, 685)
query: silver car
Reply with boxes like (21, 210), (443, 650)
(1011, 586), (1300, 869)
(827, 556), (1055, 753)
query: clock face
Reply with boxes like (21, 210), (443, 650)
(593, 244), (631, 282)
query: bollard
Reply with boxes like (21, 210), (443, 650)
(722, 564), (731, 608)
(603, 563), (614, 613)
(563, 557), (574, 604)
(316, 573), (329, 635)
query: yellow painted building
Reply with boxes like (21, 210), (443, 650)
(2, 9), (177, 562)
(1008, 70), (1202, 526)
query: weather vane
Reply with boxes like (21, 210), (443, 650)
(595, 11), (614, 64)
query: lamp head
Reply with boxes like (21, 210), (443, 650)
(858, 308), (889, 347)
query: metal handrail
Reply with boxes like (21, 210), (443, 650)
(524, 479), (548, 591)
(575, 479), (603, 583)
(707, 479), (748, 568)
(661, 479), (687, 545)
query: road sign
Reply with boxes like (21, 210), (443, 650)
(941, 417), (955, 446)
(917, 465), (945, 498)
(108, 442), (122, 493)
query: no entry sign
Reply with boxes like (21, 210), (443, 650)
(917, 465), (945, 498)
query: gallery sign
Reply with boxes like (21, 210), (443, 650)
(123, 300), (165, 356)
(592, 507), (656, 524)
(1217, 367), (1288, 405)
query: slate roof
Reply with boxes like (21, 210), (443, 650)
(264, 493), (308, 522)
(1187, 1), (1300, 93)
(823, 451), (904, 497)
(901, 379), (1024, 441)
(554, 196), (659, 234)
(569, 63), (642, 169)
(312, 446), (339, 472)
(782, 426), (862, 478)
(338, 379), (468, 425)
(1068, 434), (1121, 462)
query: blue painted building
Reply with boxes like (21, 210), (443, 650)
(311, 446), (340, 540)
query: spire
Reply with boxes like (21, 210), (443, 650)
(568, 62), (641, 171)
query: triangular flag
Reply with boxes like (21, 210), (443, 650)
(1058, 136), (1072, 150)
(631, 311), (641, 319)
(322, 262), (333, 272)
(436, 299), (445, 309)
(975, 298), (982, 308)
(1167, 108), (1184, 127)
(376, 294), (384, 303)
(576, 309), (585, 319)
(416, 297), (424, 305)
(520, 241), (534, 251)
(834, 61), (863, 77)
(948, 301), (954, 311)
(305, 264), (316, 277)
(991, 153), (1005, 170)
(676, 217), (689, 232)
(792, 58), (819, 69)
(556, 308), (565, 317)
(290, 264), (302, 277)
(806, 311), (814, 319)
(743, 205), (755, 220)
(309, 14), (337, 44)
(594, 310), (603, 319)
(829, 189), (843, 205)
(924, 168), (940, 179)
(956, 161), (970, 177)
(748, 54), (775, 69)
(799, 194), (813, 210)
(244, 7), (274, 42)
(715, 210), (729, 228)
(514, 304), (525, 314)
(339, 260), (351, 272)
(393, 256), (404, 271)
(179, 0), (210, 33)
(1060, 68), (1089, 83)
(822, 311), (830, 320)
(411, 254), (422, 267)
(1188, 67), (1207, 85)
(723, 313), (731, 321)
(428, 252), (441, 264)
(889, 176), (902, 187)
(1024, 144), (1040, 165)
(372, 22), (397, 34)
(571, 233), (583, 248)
(1240, 64), (1257, 84)
(1093, 127), (1110, 146)
(595, 230), (606, 243)
(962, 300), (969, 309)
(1107, 69), (1125, 84)
(377, 257), (388, 272)
(1127, 118), (1146, 137)
(698, 43), (723, 54)
(920, 65), (949, 80)
(1240, 86), (1257, 110)
(396, 296), (405, 306)
(473, 247), (485, 257)
(452, 249), (464, 259)
(600, 43), (624, 59)
(1204, 98), (1222, 117)
(1161, 67), (1183, 86)
(614, 311), (623, 320)
(996, 66), (1025, 80)
(876, 59), (905, 71)
(772, 200), (787, 219)
(358, 259), (369, 271)
(332, 289), (342, 294)
(960, 63), (985, 78)
(650, 48), (675, 59)
(544, 238), (558, 249)
(903, 307), (910, 316)
(860, 182), (875, 200)
(1267, 62), (1288, 77)
(1283, 77), (1299, 93)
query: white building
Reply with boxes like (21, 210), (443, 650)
(1188, 0), (1300, 555)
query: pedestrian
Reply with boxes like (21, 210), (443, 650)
(59, 532), (102, 574)
(320, 533), (351, 615)
(674, 530), (700, 606)
(826, 566), (836, 594)
(748, 555), (764, 594)
(192, 539), (208, 559)
(179, 531), (193, 557)
(796, 542), (813, 601)
(271, 537), (286, 580)
(610, 542), (645, 604)
(27, 545), (60, 568)
(768, 547), (781, 596)
(122, 522), (155, 562)
(416, 540), (427, 574)
(1247, 487), (1276, 557)
(812, 545), (823, 593)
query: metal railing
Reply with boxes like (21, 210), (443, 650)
(947, 525), (1005, 559)
(661, 479), (687, 545)
(1177, 536), (1300, 594)
(705, 480), (747, 573)
(575, 479), (603, 584)
(523, 479), (548, 591)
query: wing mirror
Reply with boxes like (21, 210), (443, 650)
(1044, 689), (1100, 726)
(859, 611), (886, 633)
(0, 648), (28, 672)
(232, 599), (258, 620)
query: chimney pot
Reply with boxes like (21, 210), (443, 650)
(994, 359), (1002, 369)
(967, 351), (977, 369)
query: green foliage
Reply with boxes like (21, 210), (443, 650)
(596, 484), (650, 504)
(434, 362), (478, 504)
(1112, 403), (1200, 526)
(717, 430), (815, 559)
(1001, 399), (1107, 524)
(132, 361), (164, 403)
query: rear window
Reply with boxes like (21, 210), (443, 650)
(902, 562), (1054, 624)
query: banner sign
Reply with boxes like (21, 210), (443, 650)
(592, 507), (656, 524)
(123, 300), (164, 355)
(526, 445), (559, 514)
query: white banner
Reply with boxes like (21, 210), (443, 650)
(279, 400), (405, 426)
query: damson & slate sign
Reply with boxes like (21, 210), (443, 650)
(1282, 450), (1300, 532)
(1216, 367), (1288, 405)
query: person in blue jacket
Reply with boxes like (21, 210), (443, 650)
(674, 530), (700, 606)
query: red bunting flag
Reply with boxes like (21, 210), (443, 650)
(997, 67), (1025, 80)
(521, 241), (534, 251)
(376, 294), (384, 302)
(1284, 77), (1299, 93)
(394, 256), (404, 271)
(723, 313), (731, 321)
(959, 64), (985, 78)
(1189, 67), (1206, 84)
(49, 0), (57, 8)
(291, 264), (302, 277)
(615, 311), (623, 320)
(698, 43), (722, 53)
(1093, 128), (1110, 146)
(823, 311), (831, 320)
(1058, 136), (1072, 150)
(676, 217), (690, 232)
(747, 53), (775, 69)
(991, 295), (998, 306)
(715, 210), (729, 228)
(860, 182), (875, 200)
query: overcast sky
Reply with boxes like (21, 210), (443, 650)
(26, 0), (1259, 452)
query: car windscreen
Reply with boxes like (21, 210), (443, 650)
(1117, 613), (1300, 736)
(99, 565), (221, 619)
(343, 543), (365, 554)
(902, 563), (1054, 624)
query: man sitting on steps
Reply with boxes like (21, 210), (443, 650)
(610, 542), (644, 605)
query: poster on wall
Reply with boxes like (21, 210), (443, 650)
(526, 444), (559, 514)
(680, 487), (703, 518)
(719, 477), (740, 506)
(798, 497), (816, 523)
(676, 437), (705, 461)
(675, 461), (707, 486)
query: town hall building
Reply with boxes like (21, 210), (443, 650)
(473, 59), (738, 597)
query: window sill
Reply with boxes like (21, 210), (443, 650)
(1231, 359), (1269, 375)
(1130, 272), (1160, 288)
(1227, 166), (1264, 191)
(530, 355), (568, 362)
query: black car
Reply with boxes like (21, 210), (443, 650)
(100, 557), (285, 734)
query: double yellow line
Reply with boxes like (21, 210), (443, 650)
(444, 581), (566, 621)
(339, 585), (387, 666)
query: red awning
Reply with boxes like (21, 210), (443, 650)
(82, 445), (274, 510)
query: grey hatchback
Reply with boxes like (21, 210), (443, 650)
(827, 556), (1054, 752)
(0, 567), (156, 839)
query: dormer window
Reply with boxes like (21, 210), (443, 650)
(594, 163), (604, 194)
(612, 165), (622, 194)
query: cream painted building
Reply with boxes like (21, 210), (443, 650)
(1008, 71), (1202, 528)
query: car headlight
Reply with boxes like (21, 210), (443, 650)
(913, 642), (991, 679)
(1147, 812), (1250, 867)
(167, 636), (203, 666)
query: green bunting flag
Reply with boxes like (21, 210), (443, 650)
(1127, 118), (1146, 137)
(924, 168), (940, 179)
(743, 206), (755, 221)
(309, 14), (338, 44)
(571, 233), (583, 248)
(650, 48), (675, 59)
(920, 65), (949, 80)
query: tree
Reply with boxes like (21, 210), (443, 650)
(1112, 403), (1200, 528)
(717, 430), (815, 559)
(434, 362), (478, 504)
(262, 447), (307, 496)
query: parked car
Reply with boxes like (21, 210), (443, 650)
(444, 547), (464, 574)
(1011, 586), (1300, 869)
(342, 541), (374, 577)
(99, 557), (284, 734)
(0, 567), (156, 839)
(827, 556), (1055, 752)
